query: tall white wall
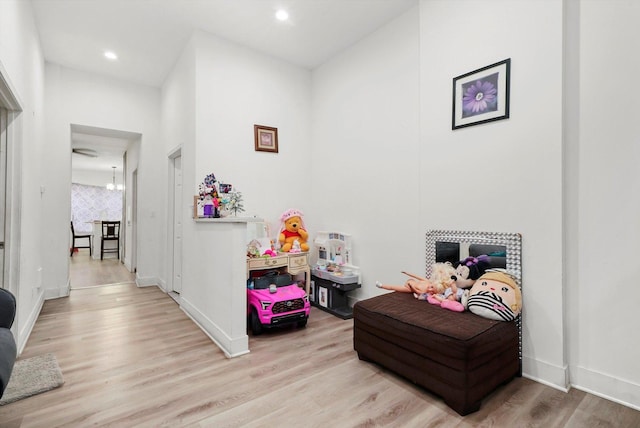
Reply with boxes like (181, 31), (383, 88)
(0, 0), (46, 351)
(310, 0), (638, 409)
(44, 65), (163, 293)
(162, 37), (196, 292)
(163, 31), (312, 347)
(310, 8), (422, 279)
(419, 0), (566, 388)
(193, 31), (312, 225)
(311, 0), (569, 394)
(567, 0), (640, 408)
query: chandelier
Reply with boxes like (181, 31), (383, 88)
(106, 166), (124, 191)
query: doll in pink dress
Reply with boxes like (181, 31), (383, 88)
(376, 262), (464, 312)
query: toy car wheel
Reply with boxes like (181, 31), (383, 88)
(250, 308), (263, 336)
(297, 318), (308, 328)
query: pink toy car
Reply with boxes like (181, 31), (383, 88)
(247, 272), (310, 335)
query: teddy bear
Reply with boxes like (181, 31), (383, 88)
(466, 270), (522, 321)
(376, 262), (464, 312)
(278, 208), (309, 252)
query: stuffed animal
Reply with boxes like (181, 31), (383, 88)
(247, 238), (277, 258)
(466, 271), (522, 321)
(246, 239), (261, 258)
(263, 249), (277, 257)
(454, 255), (491, 289)
(278, 209), (309, 252)
(376, 262), (464, 312)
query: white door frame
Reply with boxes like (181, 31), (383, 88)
(0, 63), (24, 347)
(0, 65), (22, 300)
(167, 146), (182, 293)
(131, 168), (138, 273)
(121, 153), (127, 263)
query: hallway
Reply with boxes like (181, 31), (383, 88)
(69, 249), (135, 289)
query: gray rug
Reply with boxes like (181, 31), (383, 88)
(0, 353), (64, 405)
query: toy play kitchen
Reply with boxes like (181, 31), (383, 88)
(311, 231), (361, 319)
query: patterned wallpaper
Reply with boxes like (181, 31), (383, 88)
(71, 183), (123, 233)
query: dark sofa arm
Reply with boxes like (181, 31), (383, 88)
(0, 328), (16, 398)
(0, 288), (17, 399)
(0, 288), (16, 329)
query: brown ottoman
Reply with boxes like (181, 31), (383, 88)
(353, 292), (520, 415)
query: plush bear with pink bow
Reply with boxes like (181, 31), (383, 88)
(278, 209), (309, 252)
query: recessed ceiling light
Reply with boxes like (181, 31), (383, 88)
(104, 51), (118, 60)
(275, 10), (289, 21)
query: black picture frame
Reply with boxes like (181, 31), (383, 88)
(452, 58), (511, 130)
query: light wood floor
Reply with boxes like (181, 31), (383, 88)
(69, 250), (136, 289)
(1, 258), (638, 427)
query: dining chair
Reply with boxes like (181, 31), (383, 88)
(100, 221), (121, 260)
(70, 221), (92, 257)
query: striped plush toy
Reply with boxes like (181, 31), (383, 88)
(467, 271), (522, 322)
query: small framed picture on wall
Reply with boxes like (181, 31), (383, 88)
(254, 124), (278, 153)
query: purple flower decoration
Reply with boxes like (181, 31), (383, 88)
(462, 73), (499, 118)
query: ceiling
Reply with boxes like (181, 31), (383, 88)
(31, 0), (418, 87)
(33, 0), (417, 172)
(71, 124), (140, 173)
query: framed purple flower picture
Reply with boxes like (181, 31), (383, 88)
(452, 58), (510, 130)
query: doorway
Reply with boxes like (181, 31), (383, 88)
(70, 125), (140, 284)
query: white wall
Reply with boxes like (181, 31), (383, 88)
(310, 7), (422, 282)
(419, 0), (566, 388)
(162, 36), (196, 292)
(311, 0), (569, 393)
(72, 168), (124, 188)
(193, 31), (312, 224)
(44, 65), (163, 293)
(0, 0), (46, 352)
(312, 0), (638, 409)
(567, 0), (640, 408)
(163, 31), (312, 351)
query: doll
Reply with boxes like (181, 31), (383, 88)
(376, 271), (440, 296)
(453, 255), (491, 289)
(376, 262), (464, 312)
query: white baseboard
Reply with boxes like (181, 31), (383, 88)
(571, 365), (640, 411)
(522, 356), (569, 392)
(44, 283), (70, 300)
(135, 275), (159, 287)
(16, 291), (44, 355)
(157, 278), (167, 292)
(179, 297), (249, 358)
